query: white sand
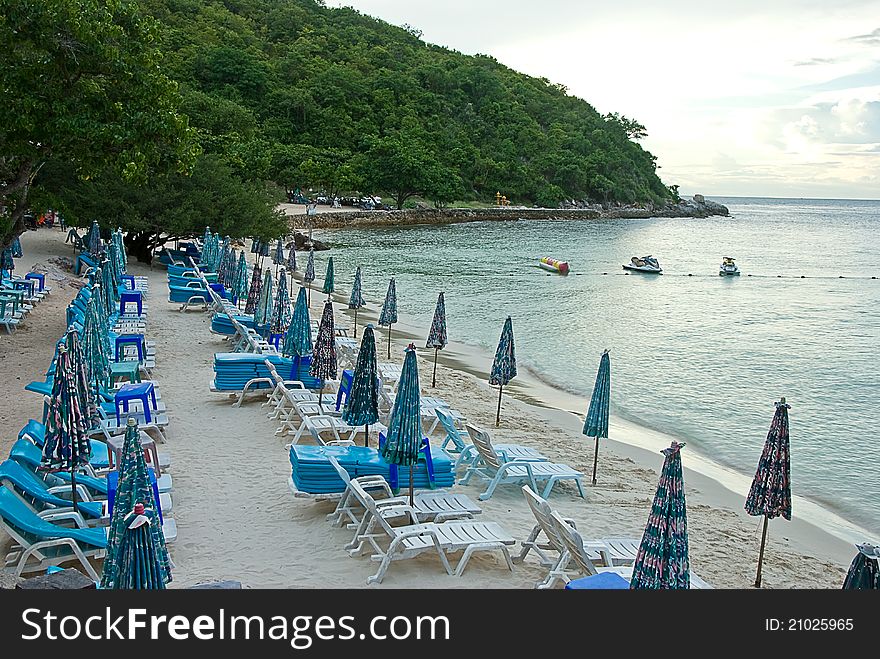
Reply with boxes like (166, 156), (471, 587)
(1, 228), (857, 588)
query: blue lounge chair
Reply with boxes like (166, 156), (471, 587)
(0, 460), (104, 521)
(19, 419), (111, 469)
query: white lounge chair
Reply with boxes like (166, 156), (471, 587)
(345, 480), (516, 584)
(460, 424), (585, 500)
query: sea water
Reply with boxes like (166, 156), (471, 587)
(312, 197), (880, 536)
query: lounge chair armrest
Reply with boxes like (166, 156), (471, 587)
(282, 380), (305, 389)
(47, 484), (93, 502)
(496, 461), (536, 478)
(376, 503), (421, 525)
(433, 511), (474, 522)
(374, 496), (410, 509)
(38, 509), (89, 528)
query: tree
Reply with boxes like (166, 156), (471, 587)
(603, 112), (648, 141)
(37, 155), (287, 262)
(361, 132), (450, 209)
(0, 0), (198, 247)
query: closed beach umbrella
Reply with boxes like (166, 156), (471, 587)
(489, 316), (517, 427)
(283, 286), (313, 378)
(745, 398), (792, 588)
(81, 293), (111, 391)
(304, 249), (315, 307)
(286, 243), (297, 272)
(1, 247), (13, 276)
(842, 543), (880, 589)
(250, 236), (260, 254)
(234, 251), (249, 306)
(323, 256), (335, 297)
(87, 220), (101, 257)
(245, 263), (263, 315)
(583, 349), (611, 485)
(11, 236), (23, 258)
(378, 278), (398, 360)
(273, 238), (285, 265)
(101, 258), (120, 309)
(348, 266), (365, 338)
(342, 324), (380, 446)
(254, 269), (273, 328)
(309, 300), (338, 409)
(425, 292), (448, 388)
(380, 344), (422, 504)
(270, 268), (291, 336)
(258, 238), (270, 269)
(223, 248), (237, 290)
(630, 441), (690, 589)
(110, 504), (167, 589)
(40, 329), (98, 513)
(100, 418), (172, 589)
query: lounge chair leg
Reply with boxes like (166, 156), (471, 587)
(575, 477), (586, 499)
(478, 475), (501, 501)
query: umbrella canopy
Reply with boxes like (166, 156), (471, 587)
(40, 329), (97, 471)
(349, 267), (365, 310)
(259, 239), (270, 258)
(254, 269), (274, 327)
(109, 504), (167, 589)
(101, 259), (119, 310)
(309, 300), (338, 382)
(283, 287), (313, 358)
(842, 543), (880, 589)
(380, 345), (423, 502)
(286, 243), (297, 272)
(1, 247), (13, 274)
(323, 256), (335, 295)
(11, 236), (23, 258)
(745, 398), (792, 587)
(87, 220), (101, 257)
(100, 418), (172, 589)
(426, 292), (448, 387)
(583, 349), (611, 485)
(273, 238), (285, 265)
(250, 237), (260, 254)
(234, 251), (249, 302)
(245, 263), (263, 315)
(223, 248), (238, 290)
(304, 249), (315, 284)
(342, 324), (380, 434)
(378, 278), (398, 327)
(81, 293), (111, 391)
(489, 316), (517, 426)
(270, 268), (291, 334)
(630, 441), (690, 589)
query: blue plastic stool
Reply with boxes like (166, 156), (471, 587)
(115, 333), (145, 362)
(25, 272), (45, 291)
(114, 381), (157, 423)
(107, 470), (164, 525)
(335, 369), (354, 411)
(120, 274), (136, 290)
(119, 290), (143, 316)
(269, 333), (283, 349)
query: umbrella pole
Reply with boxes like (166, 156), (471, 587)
(432, 347), (438, 388)
(755, 514), (769, 588)
(409, 465), (414, 507)
(495, 385), (503, 427)
(319, 382), (324, 412)
(388, 325), (392, 359)
(364, 423), (369, 448)
(353, 307), (358, 338)
(307, 286), (311, 309)
(591, 436), (600, 486)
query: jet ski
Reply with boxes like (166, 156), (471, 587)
(623, 255), (662, 273)
(719, 256), (740, 276)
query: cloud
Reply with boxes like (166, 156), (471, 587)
(794, 57), (837, 66)
(846, 27), (880, 45)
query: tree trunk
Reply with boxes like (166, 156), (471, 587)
(124, 231), (158, 264)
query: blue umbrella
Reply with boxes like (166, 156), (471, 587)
(283, 287), (313, 378)
(270, 268), (291, 336)
(489, 316), (517, 427)
(583, 349), (610, 485)
(842, 543), (880, 589)
(425, 292), (447, 388)
(745, 398), (792, 588)
(630, 441), (690, 589)
(323, 256), (335, 297)
(87, 220), (101, 258)
(348, 266), (365, 338)
(11, 236), (23, 258)
(342, 324), (379, 446)
(380, 344), (422, 504)
(254, 269), (273, 328)
(304, 249), (315, 308)
(378, 278), (398, 359)
(234, 251), (249, 306)
(250, 237), (260, 254)
(273, 238), (285, 265)
(309, 300), (337, 410)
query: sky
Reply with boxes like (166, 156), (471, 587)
(328, 0), (880, 199)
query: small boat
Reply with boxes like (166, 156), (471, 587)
(539, 257), (570, 275)
(719, 256), (740, 276)
(623, 255), (662, 274)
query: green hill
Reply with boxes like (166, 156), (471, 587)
(145, 0), (673, 207)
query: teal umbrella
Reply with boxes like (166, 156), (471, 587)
(583, 349), (611, 485)
(86, 220), (101, 258)
(348, 266), (365, 338)
(100, 418), (172, 589)
(342, 324), (379, 446)
(1, 247), (13, 276)
(304, 249), (315, 307)
(309, 300), (337, 410)
(40, 328), (99, 513)
(270, 268), (291, 336)
(378, 278), (398, 360)
(489, 316), (517, 427)
(254, 269), (273, 328)
(630, 441), (690, 589)
(81, 292), (111, 392)
(380, 344), (422, 504)
(283, 286), (313, 378)
(234, 251), (249, 306)
(11, 236), (23, 258)
(323, 256), (335, 297)
(245, 263), (263, 315)
(425, 292), (447, 388)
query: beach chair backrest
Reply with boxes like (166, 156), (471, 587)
(465, 424), (501, 470)
(435, 408), (464, 448)
(348, 479), (398, 537)
(327, 455), (352, 485)
(522, 486), (565, 553)
(549, 510), (599, 576)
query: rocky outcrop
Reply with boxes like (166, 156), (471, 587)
(286, 231), (330, 251)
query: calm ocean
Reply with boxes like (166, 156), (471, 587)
(313, 197), (880, 535)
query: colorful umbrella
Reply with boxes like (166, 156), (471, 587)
(100, 418), (172, 589)
(283, 286), (313, 379)
(270, 267), (291, 335)
(109, 504), (168, 589)
(40, 329), (98, 513)
(583, 349), (610, 485)
(254, 269), (273, 328)
(322, 256), (335, 297)
(630, 441), (690, 589)
(304, 249), (315, 308)
(378, 278), (398, 360)
(245, 263), (263, 315)
(309, 300), (337, 410)
(745, 398), (792, 588)
(342, 324), (379, 446)
(489, 316), (517, 427)
(348, 266), (365, 338)
(425, 292), (447, 388)
(380, 344), (422, 504)
(11, 236), (23, 258)
(842, 543), (880, 589)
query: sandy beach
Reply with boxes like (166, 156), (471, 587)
(1, 226), (857, 589)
